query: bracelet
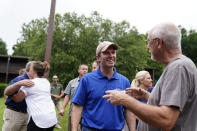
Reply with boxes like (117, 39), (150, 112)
(143, 91), (147, 98)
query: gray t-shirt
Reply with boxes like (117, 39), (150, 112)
(64, 77), (80, 116)
(138, 55), (197, 131)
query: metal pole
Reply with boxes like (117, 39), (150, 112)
(44, 0), (56, 63)
(5, 56), (10, 83)
(153, 69), (155, 84)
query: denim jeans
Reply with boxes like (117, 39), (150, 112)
(82, 126), (121, 131)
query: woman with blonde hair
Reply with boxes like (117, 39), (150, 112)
(131, 71), (153, 102)
(129, 71), (153, 130)
(4, 61), (57, 131)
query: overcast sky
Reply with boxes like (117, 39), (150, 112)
(0, 0), (197, 54)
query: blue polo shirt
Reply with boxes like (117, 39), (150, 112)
(72, 67), (130, 130)
(5, 73), (29, 113)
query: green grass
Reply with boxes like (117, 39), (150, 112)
(0, 97), (6, 129)
(0, 97), (70, 131)
(0, 83), (7, 97)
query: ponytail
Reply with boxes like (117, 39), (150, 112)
(131, 71), (150, 88)
(42, 61), (50, 78)
(131, 79), (140, 88)
(32, 61), (50, 77)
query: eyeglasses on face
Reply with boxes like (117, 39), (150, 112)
(145, 38), (159, 45)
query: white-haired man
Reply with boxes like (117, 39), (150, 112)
(103, 23), (197, 131)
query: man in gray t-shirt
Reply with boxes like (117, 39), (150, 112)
(137, 55), (197, 131)
(103, 22), (197, 131)
(60, 64), (88, 131)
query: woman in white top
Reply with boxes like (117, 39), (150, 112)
(4, 61), (57, 131)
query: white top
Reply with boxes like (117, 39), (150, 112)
(21, 78), (57, 128)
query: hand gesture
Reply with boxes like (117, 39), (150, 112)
(51, 94), (61, 100)
(59, 108), (65, 116)
(126, 88), (149, 100)
(103, 90), (126, 105)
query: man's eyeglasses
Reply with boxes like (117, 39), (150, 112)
(145, 38), (159, 45)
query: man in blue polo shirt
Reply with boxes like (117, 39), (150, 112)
(71, 41), (135, 131)
(2, 61), (34, 131)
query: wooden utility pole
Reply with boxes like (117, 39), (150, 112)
(44, 0), (56, 63)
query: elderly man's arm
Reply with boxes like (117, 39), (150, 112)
(124, 96), (179, 131)
(103, 90), (180, 131)
(71, 103), (83, 131)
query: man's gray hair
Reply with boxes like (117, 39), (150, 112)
(149, 22), (182, 52)
(25, 61), (35, 72)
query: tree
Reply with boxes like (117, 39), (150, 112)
(179, 26), (197, 65)
(0, 38), (8, 55)
(13, 11), (163, 86)
(12, 18), (48, 60)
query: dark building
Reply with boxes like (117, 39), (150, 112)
(0, 55), (28, 83)
(136, 66), (156, 85)
(144, 67), (156, 84)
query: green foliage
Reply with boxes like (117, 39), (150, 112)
(0, 83), (7, 97)
(0, 97), (6, 129)
(54, 100), (70, 131)
(13, 11), (164, 86)
(146, 55), (165, 82)
(0, 38), (8, 55)
(179, 26), (197, 65)
(12, 18), (48, 60)
(116, 29), (149, 80)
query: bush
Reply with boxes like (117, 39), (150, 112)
(0, 83), (7, 97)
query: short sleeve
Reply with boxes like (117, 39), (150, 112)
(64, 81), (72, 95)
(160, 67), (189, 111)
(125, 79), (130, 90)
(72, 77), (87, 106)
(60, 84), (64, 91)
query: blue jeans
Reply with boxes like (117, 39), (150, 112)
(82, 126), (121, 131)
